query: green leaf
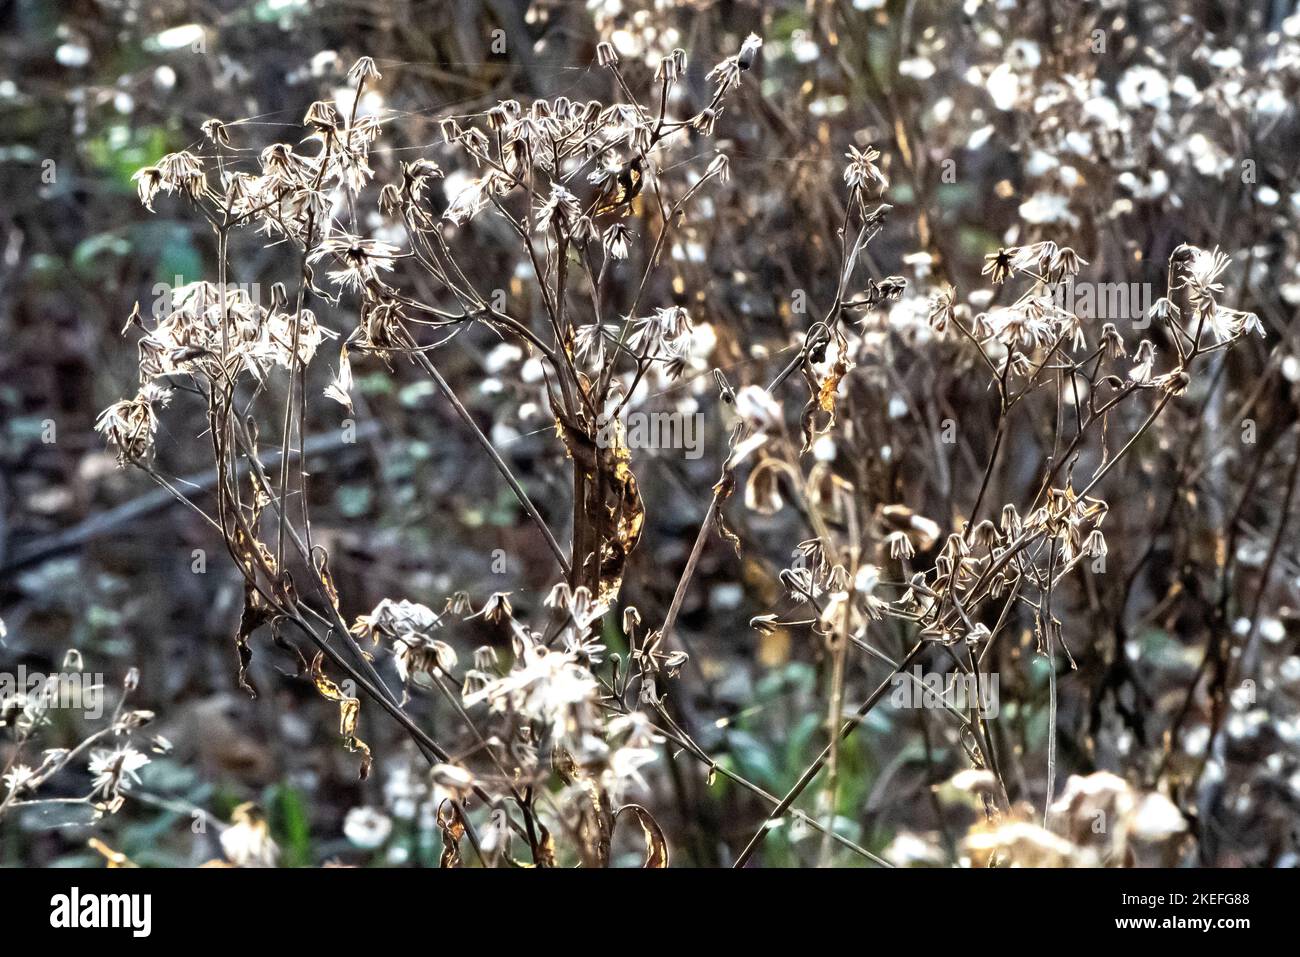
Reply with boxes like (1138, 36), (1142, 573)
(726, 729), (780, 790)
(269, 784), (313, 867)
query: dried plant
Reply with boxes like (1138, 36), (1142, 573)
(1, 653), (162, 827)
(101, 40), (781, 866)
(88, 10), (1276, 869)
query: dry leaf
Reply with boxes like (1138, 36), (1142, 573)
(556, 412), (644, 604)
(711, 471), (742, 555)
(309, 652), (372, 779)
(744, 457), (789, 515)
(615, 804), (669, 868)
(437, 798), (465, 868)
(799, 346), (853, 452)
(533, 821), (557, 868)
(233, 580), (272, 698)
(324, 344), (354, 412)
(312, 546), (341, 612)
